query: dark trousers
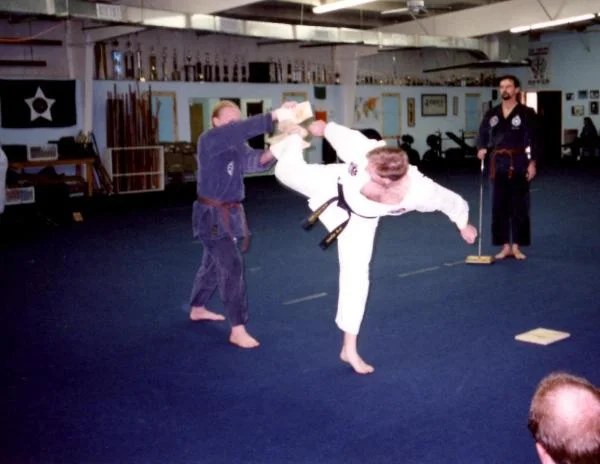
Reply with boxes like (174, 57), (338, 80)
(491, 172), (531, 246)
(189, 236), (248, 327)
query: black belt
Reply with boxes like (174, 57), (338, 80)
(302, 183), (375, 250)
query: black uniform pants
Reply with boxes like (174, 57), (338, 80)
(491, 171), (531, 246)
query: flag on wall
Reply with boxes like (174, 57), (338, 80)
(528, 44), (550, 86)
(0, 79), (77, 128)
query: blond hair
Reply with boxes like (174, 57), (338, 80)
(211, 100), (240, 121)
(366, 146), (409, 181)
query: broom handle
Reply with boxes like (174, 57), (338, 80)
(478, 158), (484, 257)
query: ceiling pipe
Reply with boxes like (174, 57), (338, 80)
(0, 0), (489, 56)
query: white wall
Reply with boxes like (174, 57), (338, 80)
(507, 26), (600, 139)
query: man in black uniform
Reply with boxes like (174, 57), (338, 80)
(477, 75), (540, 260)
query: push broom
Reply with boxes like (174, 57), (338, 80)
(466, 158), (494, 265)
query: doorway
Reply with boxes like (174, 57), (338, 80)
(535, 91), (562, 165)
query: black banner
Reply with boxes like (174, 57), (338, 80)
(0, 79), (77, 128)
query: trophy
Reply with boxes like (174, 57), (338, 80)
(204, 53), (212, 82)
(222, 56), (229, 83)
(195, 51), (204, 82)
(149, 46), (158, 81)
(171, 48), (181, 81)
(161, 47), (168, 81)
(124, 40), (134, 80)
(240, 57), (247, 83)
(110, 40), (124, 80)
(214, 54), (220, 82)
(135, 42), (144, 81)
(184, 51), (194, 82)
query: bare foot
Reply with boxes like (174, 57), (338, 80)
(512, 246), (527, 260)
(229, 325), (260, 349)
(495, 246), (512, 260)
(189, 306), (225, 322)
(340, 348), (375, 375)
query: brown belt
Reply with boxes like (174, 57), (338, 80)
(491, 148), (526, 179)
(197, 195), (250, 252)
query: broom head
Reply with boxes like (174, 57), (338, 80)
(465, 255), (494, 265)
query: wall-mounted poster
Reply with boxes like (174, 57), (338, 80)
(407, 97), (415, 127)
(421, 94), (447, 117)
(590, 101), (599, 115)
(571, 105), (584, 116)
(590, 90), (599, 99)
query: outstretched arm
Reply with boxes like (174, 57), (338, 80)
(309, 120), (386, 164)
(411, 171), (477, 244)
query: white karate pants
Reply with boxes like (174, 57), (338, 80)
(273, 135), (379, 335)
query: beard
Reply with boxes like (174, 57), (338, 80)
(501, 92), (511, 100)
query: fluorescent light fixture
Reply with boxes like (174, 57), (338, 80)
(381, 8), (409, 15)
(313, 0), (377, 14)
(510, 13), (595, 33)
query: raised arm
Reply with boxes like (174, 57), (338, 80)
(206, 113), (274, 150)
(309, 121), (386, 164)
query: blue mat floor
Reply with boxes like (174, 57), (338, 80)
(2, 165), (600, 463)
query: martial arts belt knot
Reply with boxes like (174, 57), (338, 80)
(197, 195), (250, 252)
(491, 148), (525, 179)
(302, 183), (373, 250)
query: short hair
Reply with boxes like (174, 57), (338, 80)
(211, 100), (240, 120)
(528, 372), (600, 464)
(366, 146), (409, 181)
(497, 74), (521, 88)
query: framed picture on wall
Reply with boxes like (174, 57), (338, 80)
(578, 90), (588, 99)
(407, 97), (415, 127)
(421, 94), (447, 117)
(571, 105), (584, 116)
(590, 90), (600, 99)
(590, 101), (599, 115)
(565, 92), (574, 101)
(282, 92), (308, 103)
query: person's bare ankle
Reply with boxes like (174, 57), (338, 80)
(229, 325), (260, 349)
(189, 306), (225, 322)
(340, 346), (375, 375)
(512, 245), (527, 260)
(495, 245), (512, 260)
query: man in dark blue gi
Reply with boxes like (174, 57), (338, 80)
(477, 75), (540, 260)
(188, 100), (297, 348)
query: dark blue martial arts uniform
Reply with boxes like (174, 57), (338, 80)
(477, 103), (540, 247)
(189, 113), (275, 326)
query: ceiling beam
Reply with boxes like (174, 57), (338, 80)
(376, 0), (600, 37)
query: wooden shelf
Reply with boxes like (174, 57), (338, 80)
(0, 59), (47, 67)
(0, 38), (62, 46)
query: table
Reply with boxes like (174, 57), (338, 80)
(8, 157), (96, 196)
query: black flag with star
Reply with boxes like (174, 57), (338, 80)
(0, 79), (77, 128)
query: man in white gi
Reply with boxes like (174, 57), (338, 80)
(270, 119), (478, 375)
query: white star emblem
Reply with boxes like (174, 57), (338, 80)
(24, 87), (55, 122)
